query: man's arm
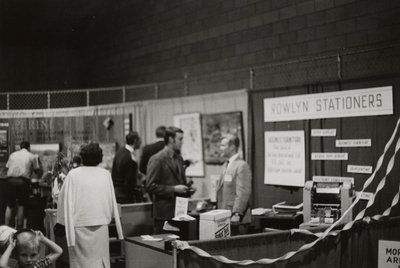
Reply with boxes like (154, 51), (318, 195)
(146, 156), (188, 196)
(139, 146), (149, 174)
(123, 158), (138, 192)
(232, 161), (252, 215)
(146, 156), (175, 196)
(32, 154), (43, 178)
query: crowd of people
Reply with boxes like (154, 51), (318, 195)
(0, 124), (252, 267)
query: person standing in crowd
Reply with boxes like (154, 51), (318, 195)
(0, 229), (62, 268)
(217, 134), (252, 235)
(112, 131), (142, 203)
(57, 142), (123, 268)
(71, 155), (82, 169)
(146, 126), (195, 234)
(4, 141), (41, 229)
(139, 125), (166, 175)
(0, 180), (7, 225)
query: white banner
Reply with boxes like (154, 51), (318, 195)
(264, 131), (305, 187)
(264, 86), (393, 122)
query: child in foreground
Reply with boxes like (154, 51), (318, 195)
(0, 229), (62, 268)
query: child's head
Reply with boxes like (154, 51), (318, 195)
(13, 229), (40, 268)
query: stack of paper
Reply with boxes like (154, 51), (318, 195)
(251, 208), (273, 215)
(272, 202), (303, 214)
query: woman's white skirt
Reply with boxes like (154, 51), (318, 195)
(68, 225), (110, 268)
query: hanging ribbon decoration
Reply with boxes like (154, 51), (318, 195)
(174, 117), (400, 265)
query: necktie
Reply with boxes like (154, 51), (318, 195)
(219, 160), (229, 188)
(223, 160), (229, 174)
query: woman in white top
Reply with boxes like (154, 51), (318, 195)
(57, 142), (123, 268)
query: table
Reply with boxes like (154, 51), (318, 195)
(125, 234), (174, 268)
(253, 212), (304, 231)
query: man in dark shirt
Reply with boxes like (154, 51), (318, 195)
(112, 131), (141, 203)
(139, 126), (166, 175)
(146, 126), (195, 233)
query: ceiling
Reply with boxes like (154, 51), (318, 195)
(0, 0), (112, 47)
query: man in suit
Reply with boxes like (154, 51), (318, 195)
(217, 134), (252, 235)
(139, 125), (166, 175)
(146, 126), (195, 234)
(112, 131), (142, 203)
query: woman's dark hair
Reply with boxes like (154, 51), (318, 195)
(79, 142), (103, 166)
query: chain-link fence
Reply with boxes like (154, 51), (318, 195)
(1, 43), (399, 110)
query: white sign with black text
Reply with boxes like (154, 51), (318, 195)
(311, 153), (348, 160)
(336, 139), (371, 147)
(174, 197), (189, 218)
(348, 165), (373, 174)
(311, 129), (337, 137)
(264, 86), (393, 122)
(378, 240), (400, 267)
(264, 131), (305, 187)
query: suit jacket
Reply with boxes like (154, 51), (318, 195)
(111, 147), (138, 202)
(216, 157), (252, 224)
(139, 140), (165, 174)
(146, 147), (186, 220)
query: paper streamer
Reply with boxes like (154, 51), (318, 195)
(174, 117), (400, 265)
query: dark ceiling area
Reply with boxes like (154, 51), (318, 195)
(0, 0), (113, 48)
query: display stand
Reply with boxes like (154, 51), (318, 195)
(253, 212), (304, 231)
(125, 234), (173, 268)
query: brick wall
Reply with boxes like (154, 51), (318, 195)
(1, 0), (400, 95)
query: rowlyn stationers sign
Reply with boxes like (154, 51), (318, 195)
(264, 86), (393, 122)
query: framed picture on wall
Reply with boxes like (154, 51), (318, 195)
(29, 143), (61, 180)
(201, 111), (244, 165)
(173, 112), (205, 177)
(98, 142), (117, 172)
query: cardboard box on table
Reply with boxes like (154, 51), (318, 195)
(199, 209), (231, 240)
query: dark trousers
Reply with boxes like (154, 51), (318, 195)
(154, 219), (168, 234)
(231, 223), (249, 236)
(0, 179), (7, 225)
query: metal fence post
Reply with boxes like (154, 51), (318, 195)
(249, 68), (254, 90)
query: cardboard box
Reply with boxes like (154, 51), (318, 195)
(199, 209), (231, 240)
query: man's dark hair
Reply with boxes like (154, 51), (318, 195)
(19, 141), (30, 150)
(126, 131), (140, 145)
(164, 126), (183, 145)
(79, 142), (103, 166)
(155, 126), (166, 138)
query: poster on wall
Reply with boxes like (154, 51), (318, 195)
(201, 111), (244, 165)
(98, 142), (117, 172)
(173, 112), (205, 177)
(264, 131), (305, 187)
(66, 142), (116, 172)
(30, 144), (61, 180)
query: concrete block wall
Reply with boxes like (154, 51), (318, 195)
(1, 0), (400, 95)
(77, 0), (400, 93)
